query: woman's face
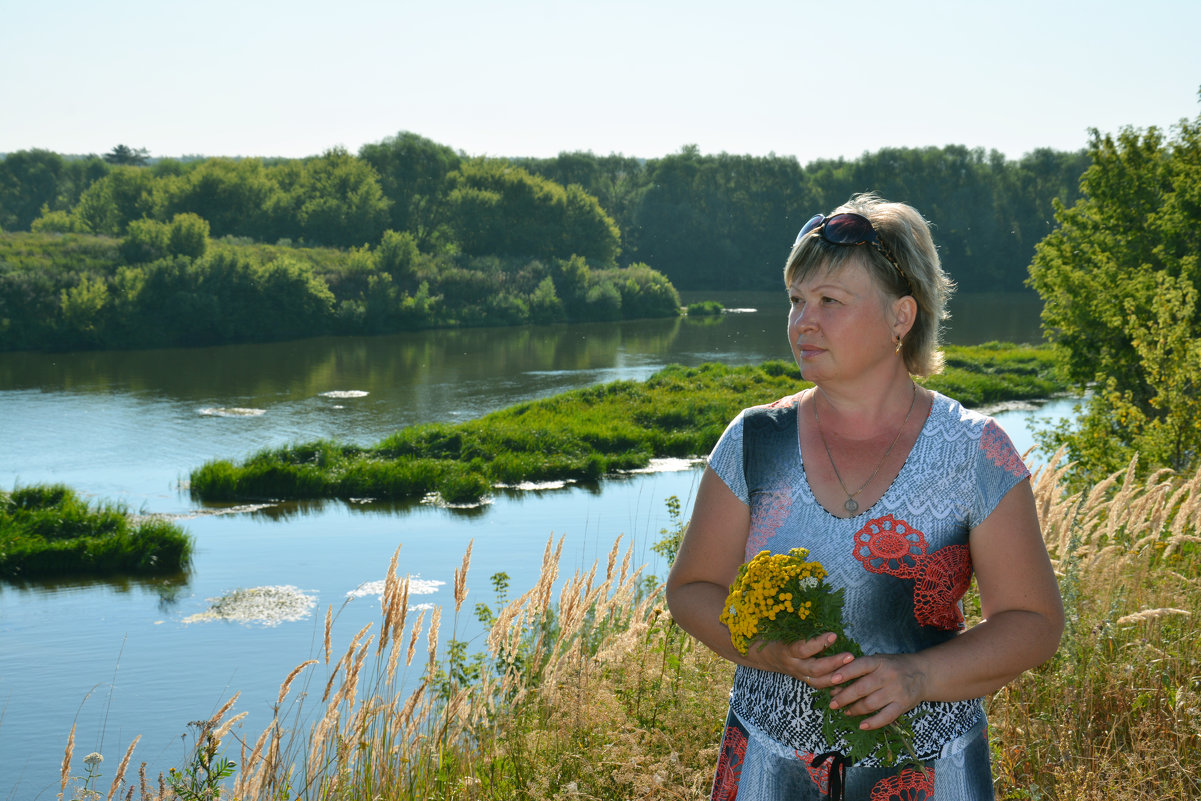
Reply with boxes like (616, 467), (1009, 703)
(787, 255), (900, 385)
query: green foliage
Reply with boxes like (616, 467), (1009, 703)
(157, 158), (275, 239)
(0, 483), (193, 578)
(0, 225), (677, 351)
(73, 166), (158, 235)
(686, 300), (725, 316)
(32, 208), (86, 233)
(1028, 104), (1201, 481)
(120, 217), (171, 263)
(168, 212), (210, 259)
(190, 348), (1066, 504)
(103, 144), (149, 166)
(2, 137), (1092, 299)
(359, 131), (460, 249)
(271, 147), (391, 248)
(447, 159), (621, 264)
(168, 720), (237, 800)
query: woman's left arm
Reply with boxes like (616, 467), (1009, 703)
(825, 478), (1065, 730)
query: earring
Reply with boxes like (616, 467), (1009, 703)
(895, 334), (903, 354)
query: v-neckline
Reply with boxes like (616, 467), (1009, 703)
(795, 389), (936, 520)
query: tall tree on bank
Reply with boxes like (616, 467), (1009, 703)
(1028, 99), (1201, 480)
(359, 132), (461, 251)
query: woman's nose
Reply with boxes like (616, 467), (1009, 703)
(791, 304), (816, 331)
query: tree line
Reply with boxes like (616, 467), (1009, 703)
(1, 136), (1089, 295)
(0, 142), (681, 351)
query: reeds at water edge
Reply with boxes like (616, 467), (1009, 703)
(59, 451), (1201, 800)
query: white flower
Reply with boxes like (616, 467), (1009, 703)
(83, 752), (104, 768)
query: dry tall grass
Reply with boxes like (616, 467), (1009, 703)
(61, 455), (1201, 800)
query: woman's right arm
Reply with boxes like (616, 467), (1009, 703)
(665, 467), (853, 679)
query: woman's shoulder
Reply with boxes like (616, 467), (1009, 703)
(926, 389), (995, 430)
(740, 391), (803, 430)
(922, 389), (1010, 451)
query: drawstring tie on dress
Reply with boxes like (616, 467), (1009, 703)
(810, 751), (850, 801)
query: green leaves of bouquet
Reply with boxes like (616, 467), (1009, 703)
(720, 548), (921, 766)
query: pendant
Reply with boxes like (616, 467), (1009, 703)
(844, 498), (859, 513)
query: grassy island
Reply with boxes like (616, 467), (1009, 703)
(0, 484), (192, 579)
(190, 343), (1068, 505)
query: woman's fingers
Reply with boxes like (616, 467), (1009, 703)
(826, 654), (926, 726)
(786, 634), (853, 685)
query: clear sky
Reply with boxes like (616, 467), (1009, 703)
(2, 0), (1198, 164)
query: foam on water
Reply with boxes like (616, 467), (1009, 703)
(319, 390), (369, 399)
(347, 577), (446, 599)
(198, 407), (267, 417)
(183, 585), (317, 626)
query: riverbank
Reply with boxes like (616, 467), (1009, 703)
(190, 343), (1068, 505)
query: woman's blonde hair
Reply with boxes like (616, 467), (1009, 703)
(784, 193), (954, 376)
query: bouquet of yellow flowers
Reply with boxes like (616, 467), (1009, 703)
(720, 548), (920, 766)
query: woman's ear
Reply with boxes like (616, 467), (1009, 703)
(891, 294), (917, 339)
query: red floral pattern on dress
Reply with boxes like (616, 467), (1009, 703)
(853, 514), (928, 578)
(981, 419), (1028, 478)
(853, 517), (973, 630)
(869, 766), (935, 800)
(913, 545), (973, 630)
(711, 721), (748, 800)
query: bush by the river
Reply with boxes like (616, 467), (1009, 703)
(0, 484), (192, 579)
(0, 231), (681, 351)
(189, 345), (1067, 505)
(685, 299), (725, 316)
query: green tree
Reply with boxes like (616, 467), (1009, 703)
(167, 213), (210, 259)
(120, 217), (171, 263)
(1028, 102), (1201, 479)
(158, 158), (275, 240)
(73, 166), (158, 235)
(0, 150), (66, 230)
(359, 132), (460, 249)
(446, 159), (620, 264)
(267, 148), (390, 247)
(104, 145), (150, 166)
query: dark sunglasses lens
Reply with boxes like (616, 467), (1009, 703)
(793, 214), (825, 246)
(822, 213), (876, 245)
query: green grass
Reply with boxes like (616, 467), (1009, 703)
(190, 345), (1068, 504)
(0, 484), (193, 579)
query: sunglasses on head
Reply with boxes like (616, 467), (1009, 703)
(793, 212), (913, 296)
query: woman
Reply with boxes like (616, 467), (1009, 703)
(665, 194), (1063, 800)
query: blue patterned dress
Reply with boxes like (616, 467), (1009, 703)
(705, 390), (1030, 801)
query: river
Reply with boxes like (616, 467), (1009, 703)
(0, 290), (1067, 796)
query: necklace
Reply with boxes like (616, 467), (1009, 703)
(813, 382), (918, 514)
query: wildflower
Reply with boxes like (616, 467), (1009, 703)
(83, 752), (103, 768)
(719, 548), (920, 767)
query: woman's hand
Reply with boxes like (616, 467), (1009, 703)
(825, 652), (928, 729)
(746, 632), (855, 686)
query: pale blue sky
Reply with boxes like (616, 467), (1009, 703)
(2, 0), (1198, 163)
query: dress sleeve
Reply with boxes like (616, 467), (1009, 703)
(970, 418), (1032, 529)
(707, 411), (749, 504)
